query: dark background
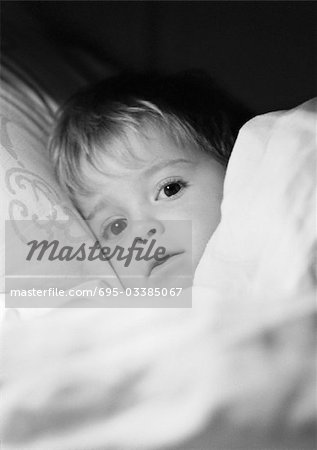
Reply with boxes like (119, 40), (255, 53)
(1, 1), (316, 113)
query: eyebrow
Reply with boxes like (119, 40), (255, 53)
(142, 158), (194, 176)
(85, 158), (194, 220)
(85, 201), (108, 221)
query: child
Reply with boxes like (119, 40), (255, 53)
(49, 72), (249, 288)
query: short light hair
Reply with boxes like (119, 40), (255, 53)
(49, 72), (250, 200)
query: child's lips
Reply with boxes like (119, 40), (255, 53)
(148, 251), (184, 276)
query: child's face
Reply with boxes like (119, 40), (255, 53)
(76, 129), (225, 288)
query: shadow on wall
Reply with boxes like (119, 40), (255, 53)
(1, 1), (316, 113)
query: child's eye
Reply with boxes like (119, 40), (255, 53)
(101, 218), (128, 241)
(156, 178), (188, 200)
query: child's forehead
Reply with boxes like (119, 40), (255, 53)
(78, 124), (225, 199)
(103, 126), (198, 169)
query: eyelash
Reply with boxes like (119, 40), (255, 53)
(156, 177), (189, 200)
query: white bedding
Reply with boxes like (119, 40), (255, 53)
(2, 99), (316, 449)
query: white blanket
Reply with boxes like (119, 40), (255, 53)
(2, 99), (316, 450)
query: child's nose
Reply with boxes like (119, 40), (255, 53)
(132, 219), (165, 240)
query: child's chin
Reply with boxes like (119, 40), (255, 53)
(120, 256), (193, 290)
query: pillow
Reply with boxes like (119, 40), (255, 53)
(0, 64), (121, 318)
(1, 4), (120, 319)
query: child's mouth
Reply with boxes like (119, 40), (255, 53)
(148, 252), (184, 276)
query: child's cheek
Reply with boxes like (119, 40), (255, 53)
(191, 203), (222, 269)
